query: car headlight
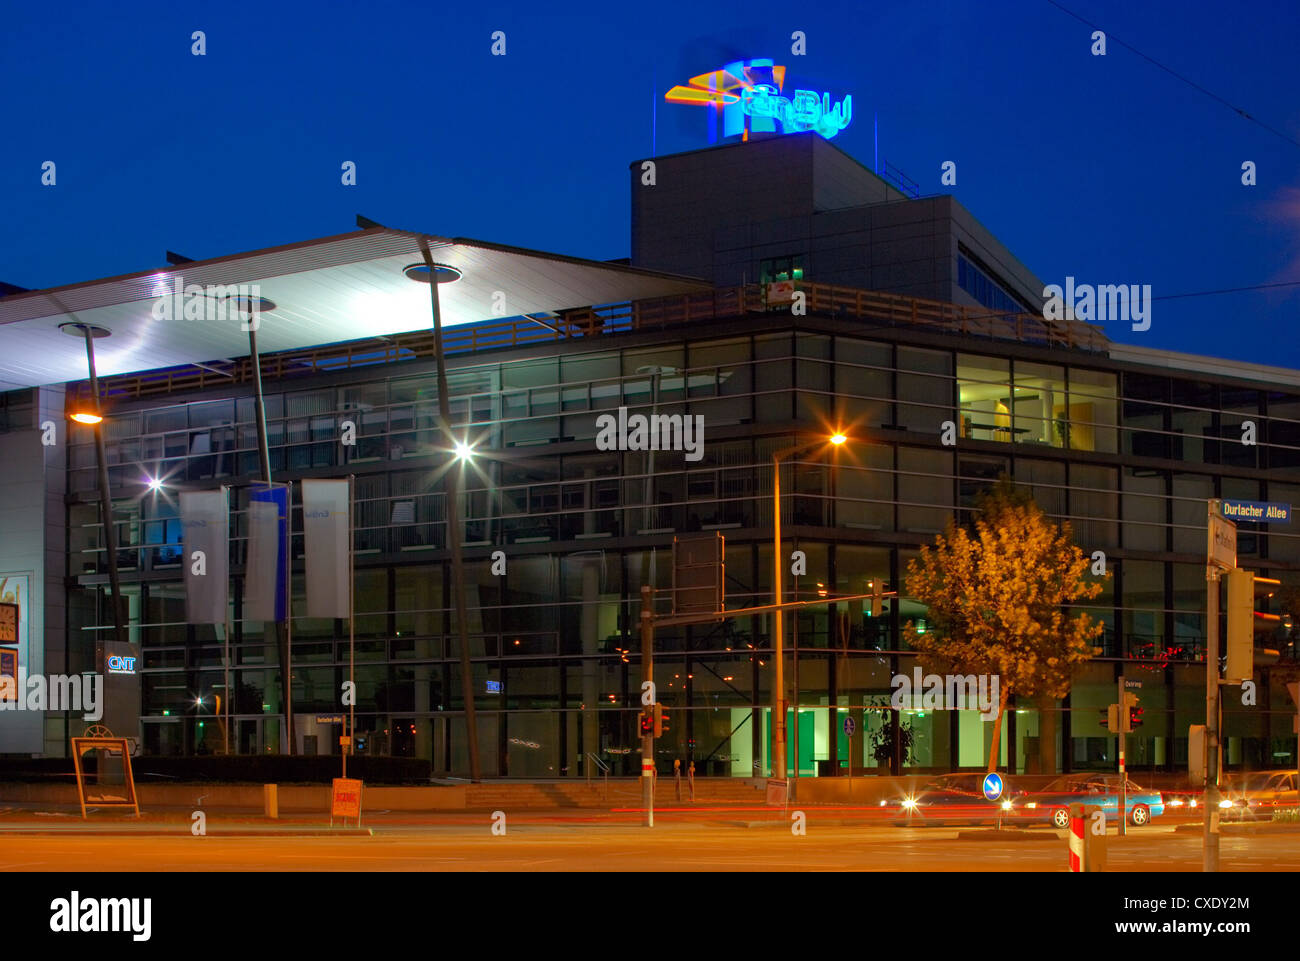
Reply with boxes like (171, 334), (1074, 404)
(1025, 802), (1037, 809)
(1219, 799), (1234, 809)
(901, 798), (917, 809)
(1169, 798), (1184, 807)
(1001, 800), (1013, 810)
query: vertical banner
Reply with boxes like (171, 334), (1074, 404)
(302, 479), (351, 619)
(245, 484), (288, 623)
(180, 489), (230, 625)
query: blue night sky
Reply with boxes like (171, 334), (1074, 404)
(3, 0), (1298, 366)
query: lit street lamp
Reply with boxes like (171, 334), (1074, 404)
(771, 432), (847, 784)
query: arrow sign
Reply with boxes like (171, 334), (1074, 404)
(982, 772), (1004, 802)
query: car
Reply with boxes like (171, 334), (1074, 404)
(1217, 770), (1298, 821)
(881, 773), (1023, 826)
(1018, 774), (1165, 827)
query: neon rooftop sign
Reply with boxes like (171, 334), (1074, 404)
(666, 58), (852, 142)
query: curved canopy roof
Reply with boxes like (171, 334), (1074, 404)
(0, 226), (710, 390)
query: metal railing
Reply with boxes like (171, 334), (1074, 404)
(69, 282), (1109, 402)
(584, 751), (610, 799)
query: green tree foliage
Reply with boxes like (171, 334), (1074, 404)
(903, 479), (1108, 772)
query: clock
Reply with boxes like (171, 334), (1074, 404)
(0, 602), (16, 644)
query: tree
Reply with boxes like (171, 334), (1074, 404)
(902, 479), (1107, 773)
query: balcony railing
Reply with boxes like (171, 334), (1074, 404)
(70, 283), (1109, 403)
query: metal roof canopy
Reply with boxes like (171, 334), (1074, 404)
(0, 227), (711, 391)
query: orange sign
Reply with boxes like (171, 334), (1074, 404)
(331, 778), (363, 818)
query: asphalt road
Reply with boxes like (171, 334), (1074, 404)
(3, 820), (1298, 871)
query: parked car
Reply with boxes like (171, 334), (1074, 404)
(1019, 774), (1165, 827)
(881, 773), (1023, 826)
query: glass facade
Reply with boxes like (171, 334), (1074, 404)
(57, 321), (1300, 777)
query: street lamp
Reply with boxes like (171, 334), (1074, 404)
(771, 432), (848, 784)
(61, 322), (127, 659)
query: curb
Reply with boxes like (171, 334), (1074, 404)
(0, 827), (374, 838)
(1173, 821), (1300, 835)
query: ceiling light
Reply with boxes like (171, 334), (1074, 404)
(404, 263), (462, 284)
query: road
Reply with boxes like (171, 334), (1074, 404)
(2, 820), (1298, 871)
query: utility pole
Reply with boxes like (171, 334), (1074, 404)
(641, 585), (655, 828)
(1204, 498), (1232, 873)
(1117, 674), (1127, 838)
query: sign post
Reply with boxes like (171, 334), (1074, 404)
(843, 714), (856, 797)
(1205, 499), (1236, 872)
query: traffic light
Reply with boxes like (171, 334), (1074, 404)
(639, 711), (655, 737)
(1102, 705), (1118, 731)
(1226, 570), (1281, 683)
(868, 580), (884, 618)
(653, 703), (670, 738)
(1122, 690), (1140, 733)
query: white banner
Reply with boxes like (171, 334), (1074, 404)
(180, 490), (229, 625)
(302, 479), (351, 619)
(245, 497), (283, 623)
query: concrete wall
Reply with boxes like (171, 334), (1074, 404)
(0, 414), (49, 755)
(631, 133), (1045, 309)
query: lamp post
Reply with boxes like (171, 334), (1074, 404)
(63, 323), (127, 664)
(409, 249), (481, 782)
(771, 432), (846, 783)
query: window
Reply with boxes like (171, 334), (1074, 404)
(759, 255), (805, 284)
(1068, 368), (1118, 453)
(1011, 362), (1066, 447)
(956, 252), (1031, 316)
(1123, 468), (1166, 552)
(897, 347), (952, 433)
(957, 354), (1011, 443)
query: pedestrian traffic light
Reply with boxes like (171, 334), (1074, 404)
(1129, 705), (1144, 729)
(1226, 570), (1281, 683)
(653, 703), (669, 738)
(639, 711), (655, 737)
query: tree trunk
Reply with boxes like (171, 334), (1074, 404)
(1037, 693), (1059, 775)
(986, 683), (1009, 774)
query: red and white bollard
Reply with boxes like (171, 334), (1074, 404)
(1068, 802), (1086, 872)
(1068, 802), (1107, 872)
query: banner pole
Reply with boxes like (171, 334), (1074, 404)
(222, 484), (230, 756)
(285, 481), (293, 756)
(347, 474), (355, 780)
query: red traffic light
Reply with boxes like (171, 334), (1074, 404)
(653, 703), (670, 738)
(639, 711), (655, 736)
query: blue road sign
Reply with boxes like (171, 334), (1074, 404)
(843, 716), (856, 737)
(1221, 499), (1291, 524)
(982, 772), (1004, 802)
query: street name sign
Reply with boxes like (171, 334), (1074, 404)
(1208, 510), (1236, 571)
(1220, 500), (1291, 523)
